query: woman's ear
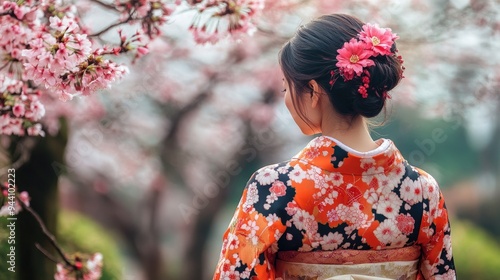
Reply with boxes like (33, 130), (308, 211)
(308, 80), (321, 109)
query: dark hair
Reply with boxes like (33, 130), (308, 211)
(279, 14), (403, 122)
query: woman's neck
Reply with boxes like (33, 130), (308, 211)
(320, 115), (378, 152)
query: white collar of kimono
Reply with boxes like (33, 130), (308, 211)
(323, 135), (391, 158)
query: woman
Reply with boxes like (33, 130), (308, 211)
(213, 14), (455, 280)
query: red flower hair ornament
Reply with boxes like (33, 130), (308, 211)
(333, 23), (403, 98)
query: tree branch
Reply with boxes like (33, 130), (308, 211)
(18, 198), (73, 267)
(89, 15), (134, 37)
(86, 0), (118, 11)
(35, 243), (60, 264)
(164, 90), (212, 142)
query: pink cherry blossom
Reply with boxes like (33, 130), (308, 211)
(188, 0), (265, 44)
(358, 23), (399, 56)
(10, 118), (24, 135)
(54, 253), (103, 280)
(49, 16), (79, 33)
(190, 26), (224, 45)
(27, 123), (45, 137)
(137, 46), (149, 56)
(0, 186), (30, 216)
(115, 30), (150, 63)
(18, 191), (30, 207)
(114, 0), (175, 39)
(336, 39), (375, 80)
(12, 103), (25, 117)
(26, 99), (46, 121)
(85, 253), (103, 279)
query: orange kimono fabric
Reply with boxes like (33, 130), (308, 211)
(213, 136), (455, 280)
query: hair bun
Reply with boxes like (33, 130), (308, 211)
(352, 90), (385, 118)
(352, 54), (401, 117)
(368, 54), (402, 95)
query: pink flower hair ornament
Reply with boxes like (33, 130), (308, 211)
(332, 23), (403, 98)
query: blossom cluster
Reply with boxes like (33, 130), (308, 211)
(0, 0), (155, 136)
(115, 29), (150, 63)
(188, 0), (265, 44)
(54, 253), (103, 280)
(0, 1), (46, 134)
(335, 23), (401, 98)
(0, 1), (38, 78)
(0, 0), (269, 137)
(0, 75), (46, 136)
(114, 0), (177, 39)
(21, 16), (129, 102)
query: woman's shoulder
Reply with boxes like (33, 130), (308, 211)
(401, 161), (443, 208)
(241, 161), (296, 218)
(403, 162), (440, 189)
(250, 161), (294, 187)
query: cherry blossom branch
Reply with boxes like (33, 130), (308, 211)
(87, 0), (119, 11)
(17, 197), (73, 267)
(0, 9), (23, 22)
(90, 15), (134, 37)
(35, 243), (60, 264)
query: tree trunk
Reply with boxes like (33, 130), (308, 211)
(184, 190), (229, 280)
(13, 119), (68, 280)
(182, 127), (263, 280)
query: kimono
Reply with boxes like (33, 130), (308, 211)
(213, 136), (456, 280)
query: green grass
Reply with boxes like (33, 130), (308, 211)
(0, 216), (14, 280)
(452, 219), (500, 280)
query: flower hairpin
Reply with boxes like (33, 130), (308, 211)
(331, 23), (402, 98)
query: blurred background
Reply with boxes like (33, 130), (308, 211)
(1, 0), (500, 279)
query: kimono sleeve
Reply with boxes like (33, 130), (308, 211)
(417, 173), (456, 280)
(213, 170), (288, 280)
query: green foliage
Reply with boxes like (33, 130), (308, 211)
(372, 108), (479, 187)
(57, 211), (123, 280)
(453, 219), (500, 279)
(0, 211), (122, 280)
(456, 195), (500, 241)
(0, 216), (15, 280)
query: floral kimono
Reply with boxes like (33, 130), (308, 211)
(213, 136), (455, 280)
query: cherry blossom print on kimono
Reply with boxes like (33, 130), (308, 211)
(213, 136), (455, 280)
